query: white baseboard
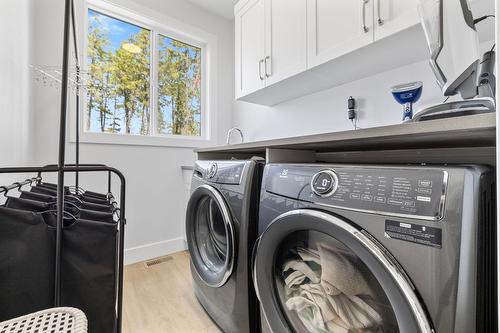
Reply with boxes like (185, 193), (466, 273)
(124, 238), (187, 265)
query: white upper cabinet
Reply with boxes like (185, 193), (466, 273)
(235, 0), (307, 97)
(235, 0), (266, 98)
(265, 0), (307, 86)
(374, 0), (420, 41)
(234, 0), (431, 105)
(307, 0), (374, 68)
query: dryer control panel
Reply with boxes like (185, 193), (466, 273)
(265, 165), (448, 220)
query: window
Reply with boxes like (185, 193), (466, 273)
(83, 2), (207, 145)
(87, 10), (151, 135)
(157, 36), (202, 137)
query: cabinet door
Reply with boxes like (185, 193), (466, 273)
(374, 0), (420, 41)
(264, 0), (307, 86)
(307, 0), (374, 69)
(235, 0), (266, 98)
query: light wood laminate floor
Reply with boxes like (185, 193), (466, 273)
(123, 251), (222, 333)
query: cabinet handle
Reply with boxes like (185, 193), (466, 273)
(264, 56), (271, 78)
(362, 0), (369, 33)
(258, 59), (265, 80)
(377, 0), (384, 26)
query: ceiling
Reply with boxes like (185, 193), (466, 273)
(185, 0), (237, 20)
(183, 0), (495, 26)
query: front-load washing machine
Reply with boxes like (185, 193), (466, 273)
(186, 160), (263, 333)
(253, 163), (496, 333)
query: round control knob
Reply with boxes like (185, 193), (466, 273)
(311, 170), (339, 197)
(207, 162), (218, 179)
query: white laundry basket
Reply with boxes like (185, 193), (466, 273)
(0, 307), (87, 333)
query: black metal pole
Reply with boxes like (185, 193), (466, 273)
(117, 176), (126, 333)
(71, 0), (80, 189)
(55, 0), (73, 306)
(75, 65), (80, 188)
(108, 171), (112, 194)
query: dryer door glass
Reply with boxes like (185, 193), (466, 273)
(253, 210), (433, 333)
(186, 185), (235, 287)
(275, 230), (398, 332)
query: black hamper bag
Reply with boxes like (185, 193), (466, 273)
(30, 186), (59, 196)
(84, 190), (108, 199)
(44, 214), (118, 333)
(21, 190), (114, 213)
(79, 201), (114, 213)
(80, 196), (109, 205)
(31, 186), (110, 206)
(6, 197), (114, 224)
(20, 190), (56, 202)
(0, 207), (54, 321)
(79, 209), (114, 224)
(4, 197), (50, 212)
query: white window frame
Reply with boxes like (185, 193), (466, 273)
(70, 0), (218, 148)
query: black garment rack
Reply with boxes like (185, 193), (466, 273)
(0, 0), (126, 331)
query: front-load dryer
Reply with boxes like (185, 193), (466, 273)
(186, 160), (263, 333)
(253, 163), (496, 333)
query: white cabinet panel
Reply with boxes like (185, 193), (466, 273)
(307, 0), (374, 68)
(235, 0), (266, 98)
(374, 0), (420, 40)
(265, 0), (307, 86)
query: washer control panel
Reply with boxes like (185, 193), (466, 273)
(195, 161), (246, 185)
(265, 165), (448, 220)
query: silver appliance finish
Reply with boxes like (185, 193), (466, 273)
(186, 160), (261, 333)
(411, 97), (495, 122)
(226, 127), (244, 145)
(254, 163), (495, 333)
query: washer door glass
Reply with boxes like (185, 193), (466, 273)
(197, 196), (229, 266)
(187, 185), (235, 287)
(275, 230), (398, 333)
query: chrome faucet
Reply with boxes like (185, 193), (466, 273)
(226, 127), (244, 145)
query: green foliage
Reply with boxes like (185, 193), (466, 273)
(86, 15), (202, 137)
(110, 29), (150, 134)
(87, 15), (113, 132)
(158, 38), (201, 136)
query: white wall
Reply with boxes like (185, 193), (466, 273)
(0, 0), (34, 175)
(234, 40), (495, 142)
(31, 0), (234, 264)
(234, 60), (442, 141)
(0, 0), (35, 189)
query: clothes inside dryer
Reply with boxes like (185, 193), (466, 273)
(275, 230), (399, 333)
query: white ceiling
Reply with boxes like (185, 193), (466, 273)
(184, 0), (495, 26)
(185, 0), (237, 20)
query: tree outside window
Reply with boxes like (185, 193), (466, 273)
(158, 36), (201, 137)
(86, 9), (202, 138)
